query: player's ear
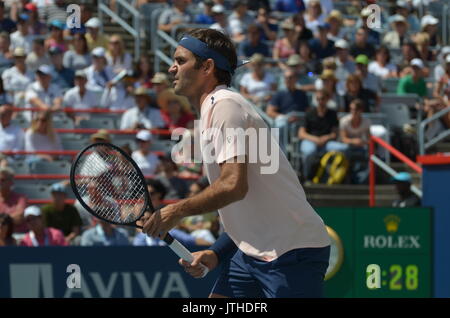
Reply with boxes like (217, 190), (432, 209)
(204, 59), (214, 75)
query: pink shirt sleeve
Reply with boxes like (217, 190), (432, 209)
(49, 228), (68, 246)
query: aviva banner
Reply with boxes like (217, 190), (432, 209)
(318, 207), (433, 298)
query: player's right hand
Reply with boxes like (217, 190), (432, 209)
(179, 250), (218, 278)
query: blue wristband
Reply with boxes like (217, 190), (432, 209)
(208, 232), (237, 263)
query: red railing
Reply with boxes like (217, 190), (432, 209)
(369, 136), (423, 207)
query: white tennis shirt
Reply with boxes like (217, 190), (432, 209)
(199, 85), (330, 261)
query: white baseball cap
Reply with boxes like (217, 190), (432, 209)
(36, 64), (53, 75)
(391, 14), (407, 24)
(85, 17), (102, 28)
(446, 55), (450, 64)
(411, 58), (424, 68)
(24, 205), (41, 218)
(92, 47), (106, 58)
(136, 130), (153, 142)
(212, 4), (225, 14)
(421, 15), (439, 28)
(335, 39), (349, 49)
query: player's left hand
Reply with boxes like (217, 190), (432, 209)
(139, 205), (181, 239)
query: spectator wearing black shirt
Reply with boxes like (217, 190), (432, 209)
(0, 2), (16, 33)
(343, 74), (378, 112)
(156, 156), (189, 200)
(350, 28), (376, 59)
(293, 12), (313, 42)
(298, 89), (347, 179)
(49, 46), (74, 90)
(255, 7), (278, 42)
(308, 23), (336, 60)
(238, 24), (270, 58)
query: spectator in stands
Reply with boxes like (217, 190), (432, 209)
(382, 15), (410, 50)
(156, 156), (189, 200)
(25, 65), (63, 119)
(397, 58), (427, 97)
(44, 20), (68, 52)
(2, 47), (33, 108)
(434, 55), (450, 102)
(398, 41), (421, 74)
(298, 89), (347, 179)
(0, 167), (27, 232)
(343, 74), (378, 113)
(81, 219), (130, 246)
(239, 53), (277, 108)
(414, 32), (435, 62)
(188, 176), (210, 197)
(238, 24), (270, 58)
(423, 98), (450, 141)
(0, 213), (16, 246)
(0, 78), (11, 105)
(85, 17), (109, 50)
(275, 0), (306, 13)
(292, 12), (313, 44)
(41, 182), (81, 245)
(49, 46), (74, 90)
(421, 14), (440, 47)
(267, 69), (309, 150)
(23, 3), (47, 36)
(357, 7), (381, 46)
(132, 130), (160, 176)
(334, 39), (356, 81)
(392, 172), (421, 207)
(151, 72), (172, 110)
(158, 0), (192, 33)
(255, 6), (277, 42)
(160, 92), (195, 129)
(350, 27), (376, 59)
(133, 55), (154, 89)
(63, 33), (92, 71)
(21, 205), (68, 246)
(304, 0), (333, 16)
(133, 179), (211, 248)
(339, 99), (371, 154)
(120, 86), (164, 130)
(209, 5), (232, 37)
(273, 19), (298, 60)
(194, 0), (215, 25)
(63, 70), (99, 125)
(355, 54), (382, 94)
(24, 110), (63, 163)
(10, 14), (34, 54)
(326, 10), (345, 42)
(0, 104), (25, 153)
(228, 0), (253, 43)
(0, 2), (16, 33)
(26, 38), (51, 73)
(393, 0), (420, 33)
(84, 47), (114, 92)
(106, 34), (133, 76)
(0, 32), (13, 70)
(368, 46), (398, 79)
(297, 41), (316, 74)
(314, 69), (342, 110)
(304, 0), (325, 34)
(434, 47), (450, 83)
(308, 22), (336, 60)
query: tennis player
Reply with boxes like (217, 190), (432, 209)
(137, 28), (330, 298)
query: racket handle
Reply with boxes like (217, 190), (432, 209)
(168, 238), (210, 278)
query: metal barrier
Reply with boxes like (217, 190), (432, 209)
(98, 0), (141, 60)
(418, 106), (450, 155)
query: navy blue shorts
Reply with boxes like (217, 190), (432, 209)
(211, 246), (330, 298)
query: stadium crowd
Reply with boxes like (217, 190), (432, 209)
(0, 0), (447, 246)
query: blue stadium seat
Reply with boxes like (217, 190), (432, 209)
(9, 160), (29, 175)
(380, 103), (411, 128)
(29, 160), (72, 175)
(13, 184), (52, 199)
(77, 118), (117, 129)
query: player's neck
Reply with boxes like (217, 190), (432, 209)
(196, 82), (220, 113)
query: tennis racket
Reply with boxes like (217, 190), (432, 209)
(70, 142), (208, 277)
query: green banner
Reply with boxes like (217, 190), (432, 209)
(318, 207), (433, 298)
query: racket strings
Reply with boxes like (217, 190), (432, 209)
(74, 146), (146, 224)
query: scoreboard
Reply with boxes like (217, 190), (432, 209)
(320, 207), (433, 298)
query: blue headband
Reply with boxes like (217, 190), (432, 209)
(178, 35), (234, 74)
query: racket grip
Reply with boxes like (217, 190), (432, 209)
(168, 239), (210, 278)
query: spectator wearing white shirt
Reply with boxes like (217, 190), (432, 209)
(24, 65), (63, 121)
(24, 110), (63, 164)
(239, 53), (277, 108)
(131, 130), (160, 176)
(368, 46), (398, 79)
(227, 0), (254, 43)
(209, 5), (232, 37)
(0, 104), (25, 153)
(2, 48), (34, 108)
(84, 47), (114, 92)
(304, 0), (333, 17)
(106, 34), (132, 76)
(120, 86), (164, 130)
(10, 14), (35, 54)
(304, 0), (326, 34)
(158, 0), (192, 33)
(334, 39), (356, 84)
(0, 32), (13, 71)
(63, 70), (99, 125)
(25, 38), (51, 73)
(63, 33), (92, 71)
